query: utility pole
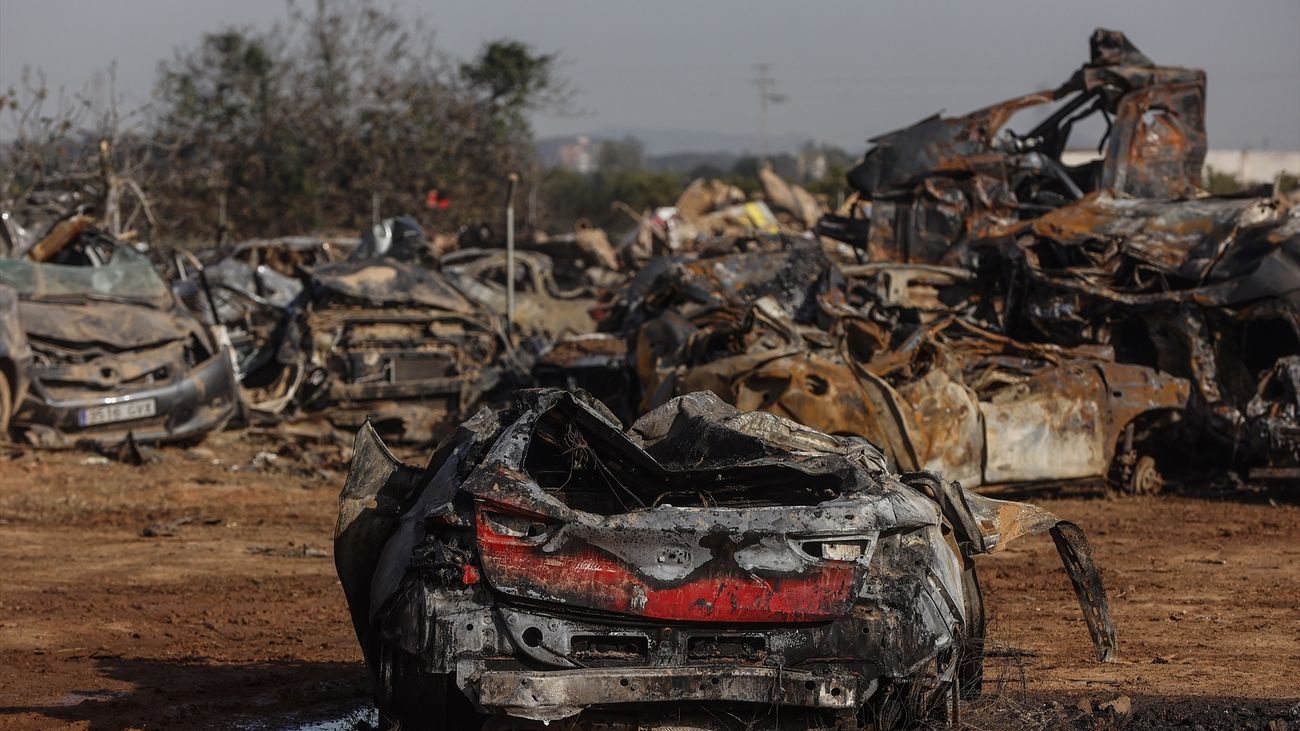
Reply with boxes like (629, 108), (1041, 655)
(753, 63), (786, 165)
(505, 172), (519, 341)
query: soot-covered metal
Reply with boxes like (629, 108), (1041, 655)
(335, 389), (1115, 730)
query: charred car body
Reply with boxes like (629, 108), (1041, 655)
(0, 223), (239, 446)
(818, 28), (1206, 264)
(337, 389), (1114, 730)
(234, 218), (514, 442)
(807, 28), (1298, 485)
(976, 192), (1300, 482)
(612, 241), (1190, 490)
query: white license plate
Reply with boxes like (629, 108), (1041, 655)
(79, 399), (157, 427)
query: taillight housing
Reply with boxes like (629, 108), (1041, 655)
(799, 538), (875, 563)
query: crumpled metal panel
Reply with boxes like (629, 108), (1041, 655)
(981, 363), (1109, 483)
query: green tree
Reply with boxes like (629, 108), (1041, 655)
(460, 40), (564, 112)
(151, 1), (565, 239)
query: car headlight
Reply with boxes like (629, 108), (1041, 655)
(480, 509), (556, 540)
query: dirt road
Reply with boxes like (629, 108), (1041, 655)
(1, 433), (1297, 730)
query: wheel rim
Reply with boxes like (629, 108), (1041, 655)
(1131, 454), (1163, 494)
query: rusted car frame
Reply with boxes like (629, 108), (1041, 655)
(819, 29), (1206, 264)
(614, 241), (1189, 490)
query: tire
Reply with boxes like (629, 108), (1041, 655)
(377, 645), (481, 731)
(958, 564), (985, 699)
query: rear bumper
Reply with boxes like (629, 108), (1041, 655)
(13, 349), (239, 446)
(421, 600), (897, 724)
(467, 665), (868, 723)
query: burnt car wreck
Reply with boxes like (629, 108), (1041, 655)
(0, 217), (240, 446)
(817, 28), (1208, 264)
(220, 218), (516, 443)
(804, 28), (1299, 486)
(975, 192), (1300, 483)
(336, 389), (1115, 730)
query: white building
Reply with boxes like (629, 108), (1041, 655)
(1061, 149), (1300, 184)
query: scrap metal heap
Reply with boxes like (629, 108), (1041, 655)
(799, 27), (1299, 486)
(554, 31), (1297, 489)
(607, 195), (1297, 487)
(167, 216), (624, 444)
(226, 217), (518, 444)
(336, 389), (1114, 730)
(621, 169), (827, 265)
(817, 28), (1208, 264)
(601, 240), (1193, 490)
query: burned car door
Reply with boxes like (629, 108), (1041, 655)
(1101, 80), (1207, 198)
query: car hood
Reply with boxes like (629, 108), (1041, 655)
(18, 300), (201, 350)
(307, 259), (476, 313)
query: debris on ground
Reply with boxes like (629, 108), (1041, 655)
(141, 515), (223, 538)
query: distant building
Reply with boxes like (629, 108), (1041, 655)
(1061, 149), (1300, 184)
(797, 149), (827, 182)
(557, 135), (595, 174)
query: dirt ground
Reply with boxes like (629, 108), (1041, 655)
(1, 431), (1297, 731)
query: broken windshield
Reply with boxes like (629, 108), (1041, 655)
(0, 247), (171, 307)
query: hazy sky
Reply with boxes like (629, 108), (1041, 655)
(2, 0), (1297, 154)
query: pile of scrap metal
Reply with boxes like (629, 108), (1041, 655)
(810, 28), (1299, 485)
(336, 388), (1114, 730)
(0, 212), (239, 446)
(166, 215), (627, 444)
(817, 28), (1209, 264)
(602, 240), (1190, 491)
(208, 217), (522, 444)
(975, 192), (1300, 483)
(621, 169), (827, 264)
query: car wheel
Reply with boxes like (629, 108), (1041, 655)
(958, 565), (985, 700)
(377, 644), (480, 731)
(1129, 454), (1164, 494)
